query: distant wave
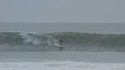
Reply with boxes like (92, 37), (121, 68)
(0, 32), (125, 52)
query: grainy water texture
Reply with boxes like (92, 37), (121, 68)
(0, 52), (125, 70)
(0, 31), (125, 52)
(1, 0), (125, 69)
(0, 23), (125, 70)
(0, 22), (125, 34)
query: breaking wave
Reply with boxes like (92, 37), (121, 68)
(0, 32), (125, 52)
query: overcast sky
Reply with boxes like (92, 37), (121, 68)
(0, 0), (125, 23)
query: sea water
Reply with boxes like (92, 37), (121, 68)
(0, 22), (125, 34)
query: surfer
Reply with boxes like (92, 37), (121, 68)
(58, 39), (63, 51)
(54, 39), (63, 51)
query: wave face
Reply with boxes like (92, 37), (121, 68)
(0, 32), (125, 52)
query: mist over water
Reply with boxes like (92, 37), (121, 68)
(0, 22), (125, 34)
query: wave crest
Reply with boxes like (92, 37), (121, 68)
(0, 32), (125, 51)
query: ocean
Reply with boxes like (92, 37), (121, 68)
(0, 22), (125, 70)
(0, 51), (125, 70)
(0, 22), (125, 52)
(0, 22), (125, 34)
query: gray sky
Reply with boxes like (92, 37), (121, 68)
(0, 0), (125, 23)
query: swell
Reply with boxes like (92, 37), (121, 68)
(0, 32), (125, 51)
